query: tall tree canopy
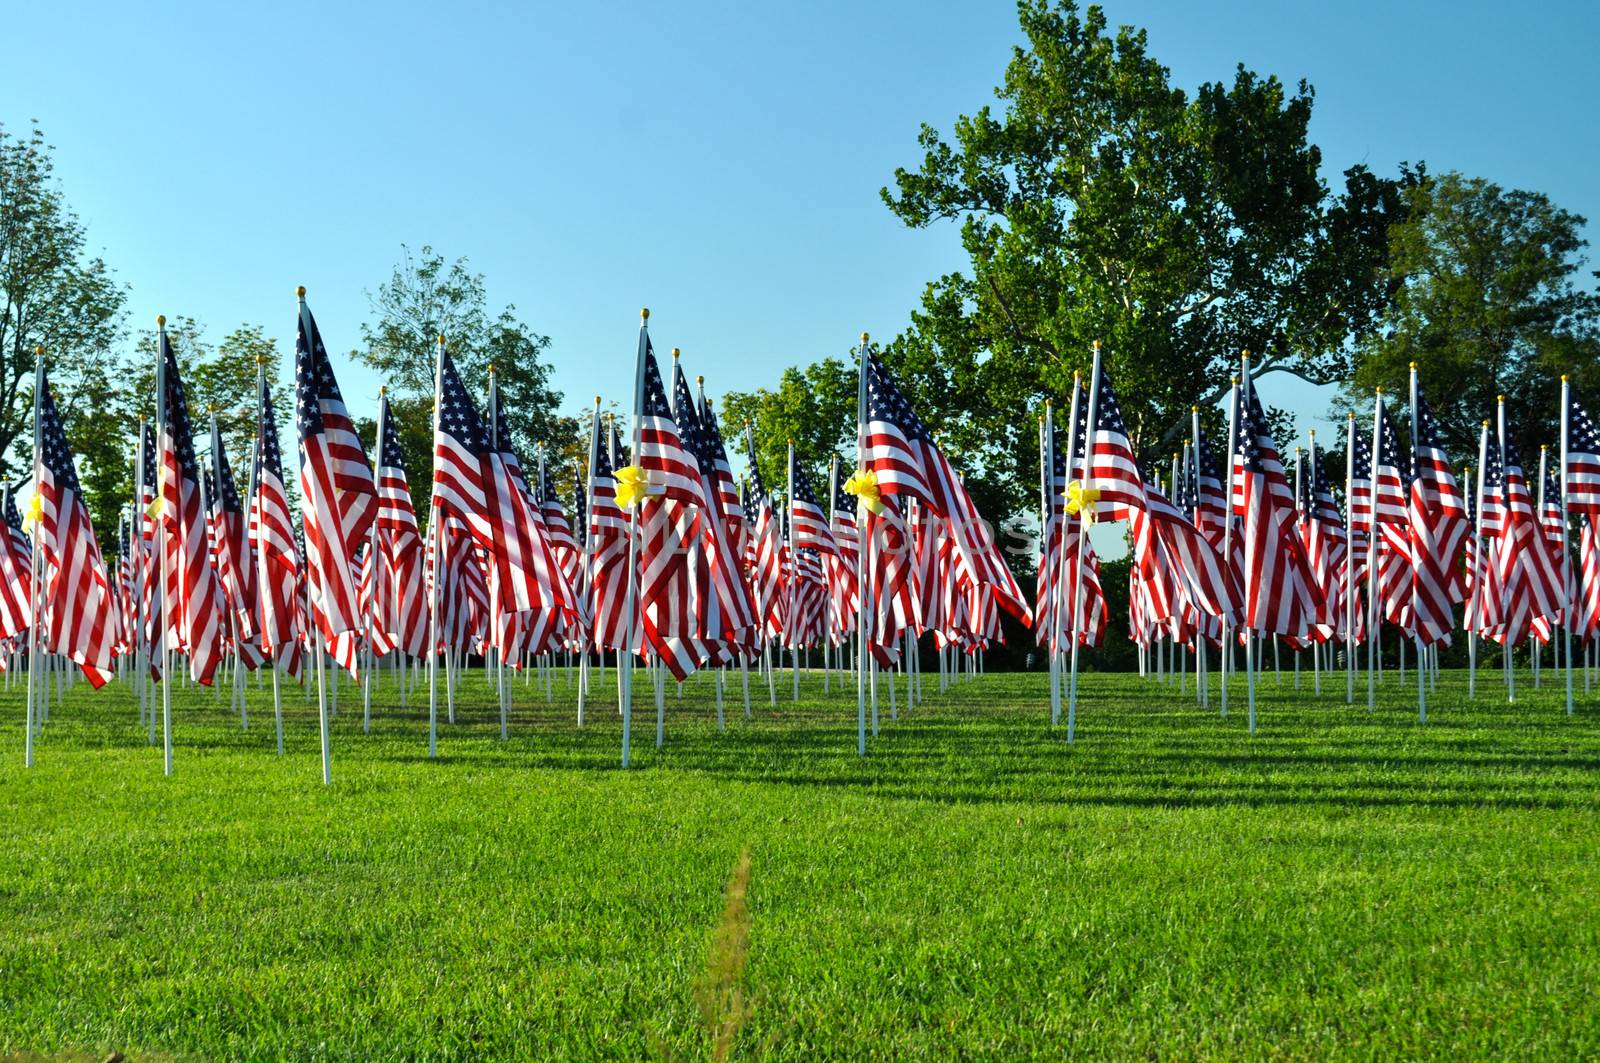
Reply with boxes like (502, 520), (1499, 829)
(879, 0), (1412, 523)
(0, 121), (126, 493)
(353, 245), (573, 517)
(1340, 171), (1600, 456)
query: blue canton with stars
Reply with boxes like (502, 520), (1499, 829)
(864, 351), (930, 442)
(38, 369), (81, 495)
(437, 350), (491, 456)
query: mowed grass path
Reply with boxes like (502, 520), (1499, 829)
(3, 663), (1599, 1060)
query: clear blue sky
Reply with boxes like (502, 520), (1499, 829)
(4, 0), (1597, 452)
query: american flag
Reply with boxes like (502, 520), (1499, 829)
(1408, 390), (1468, 645)
(1137, 478), (1240, 626)
(1082, 365), (1146, 522)
(827, 462), (859, 641)
(1539, 457), (1576, 623)
(634, 344), (703, 679)
(208, 417), (261, 667)
(34, 368), (117, 685)
(585, 417), (629, 652)
(788, 451), (837, 556)
(1562, 391), (1600, 518)
(862, 498), (914, 666)
(295, 297), (376, 677)
(538, 457), (582, 605)
(1300, 442), (1348, 640)
(134, 423), (162, 658)
(743, 426), (786, 642)
(1577, 515), (1600, 640)
(157, 331), (224, 684)
(372, 394), (427, 658)
(484, 386), (569, 654)
(861, 350), (1028, 624)
(678, 376), (756, 655)
(0, 488), (32, 642)
(1465, 427), (1506, 640)
(1235, 389), (1321, 637)
(252, 381), (299, 669)
(1492, 413), (1564, 645)
(1371, 402), (1414, 630)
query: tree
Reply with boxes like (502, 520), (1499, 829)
(880, 1), (1412, 526)
(1340, 172), (1600, 456)
(720, 357), (857, 499)
(353, 244), (574, 516)
(0, 121), (127, 524)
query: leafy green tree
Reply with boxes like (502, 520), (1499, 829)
(721, 357), (857, 499)
(353, 244), (575, 516)
(0, 121), (127, 532)
(880, 0), (1413, 526)
(1340, 172), (1600, 455)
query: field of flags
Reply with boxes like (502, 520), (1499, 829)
(10, 300), (1600, 784)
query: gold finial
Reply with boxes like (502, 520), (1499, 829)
(207, 403), (217, 412)
(1241, 349), (1251, 360)
(255, 354), (266, 365)
(33, 344), (43, 357)
(156, 314), (166, 328)
(1497, 394), (1505, 403)
(1348, 412), (1355, 420)
(1309, 429), (1316, 440)
(1562, 374), (1569, 383)
(594, 395), (602, 405)
(1231, 375), (1239, 385)
(379, 385), (387, 396)
(1073, 370), (1081, 382)
(437, 333), (445, 345)
(671, 347), (680, 359)
(1542, 443), (1549, 450)
(860, 332), (870, 344)
(1410, 361), (1417, 369)
(1482, 419), (1490, 427)
(296, 286), (306, 299)
(1191, 405), (1198, 413)
(696, 375), (704, 386)
(1172, 452), (1179, 461)
(1092, 339), (1101, 351)
(487, 363), (496, 375)
(640, 307), (650, 321)
(1183, 438), (1190, 446)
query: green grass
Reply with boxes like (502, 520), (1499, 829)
(3, 660), (1599, 1060)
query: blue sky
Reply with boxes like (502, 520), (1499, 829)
(5, 0), (1597, 457)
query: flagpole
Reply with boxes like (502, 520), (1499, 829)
(488, 368), (509, 741)
(1407, 365), (1427, 723)
(252, 356), (284, 755)
(23, 347), (44, 767)
(1471, 424), (1489, 699)
(1040, 406), (1060, 724)
(617, 311), (652, 767)
(1067, 342), (1103, 743)
(1054, 378), (1083, 727)
(1366, 389), (1384, 714)
(854, 334), (869, 756)
(296, 290), (334, 786)
(426, 335), (446, 759)
(1241, 353), (1257, 736)
(1344, 413), (1356, 703)
(1498, 396), (1516, 705)
(1187, 417), (1210, 709)
(153, 319), (177, 775)
(577, 397), (602, 726)
(133, 418), (151, 739)
(1560, 376), (1576, 715)
(1221, 376), (1239, 718)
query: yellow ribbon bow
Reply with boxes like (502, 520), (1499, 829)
(21, 493), (43, 532)
(613, 464), (654, 509)
(1065, 480), (1100, 525)
(144, 494), (163, 520)
(843, 469), (887, 516)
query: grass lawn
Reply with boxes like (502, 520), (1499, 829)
(2, 660), (1599, 1060)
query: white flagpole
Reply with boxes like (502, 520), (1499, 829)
(618, 311), (651, 767)
(1345, 413), (1356, 703)
(1408, 365), (1427, 723)
(1307, 430), (1322, 696)
(155, 319), (175, 776)
(854, 333), (869, 756)
(252, 358), (284, 755)
(1560, 376), (1576, 715)
(1498, 397), (1516, 705)
(426, 334), (446, 759)
(23, 347), (44, 767)
(1241, 354), (1257, 736)
(1366, 389), (1383, 714)
(1067, 347), (1100, 743)
(1039, 408), (1058, 722)
(488, 368), (509, 742)
(1053, 379), (1083, 727)
(133, 420), (151, 740)
(364, 388), (387, 735)
(1221, 376), (1239, 718)
(577, 398), (601, 726)
(1471, 423), (1489, 699)
(299, 290), (333, 787)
